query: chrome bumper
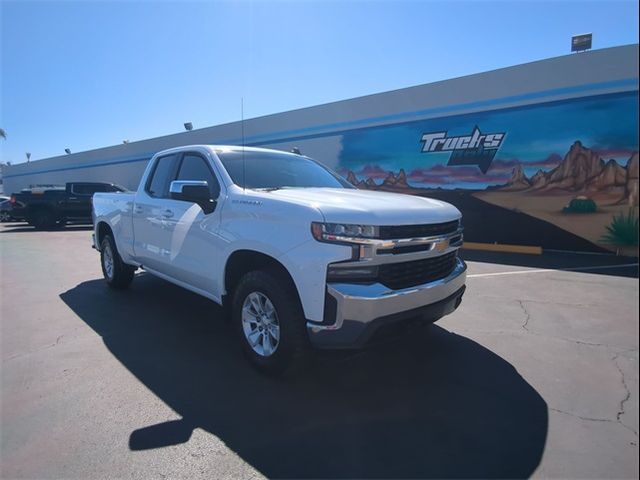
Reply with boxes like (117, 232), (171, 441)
(307, 258), (467, 348)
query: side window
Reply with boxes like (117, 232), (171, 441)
(176, 154), (221, 198)
(73, 184), (109, 195)
(71, 184), (92, 195)
(92, 185), (112, 193)
(146, 154), (178, 198)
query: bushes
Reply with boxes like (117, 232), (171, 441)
(563, 196), (597, 214)
(602, 208), (639, 246)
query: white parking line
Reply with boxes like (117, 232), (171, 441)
(467, 263), (639, 278)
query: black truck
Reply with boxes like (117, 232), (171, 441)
(9, 182), (126, 229)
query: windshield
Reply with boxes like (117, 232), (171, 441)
(217, 150), (353, 190)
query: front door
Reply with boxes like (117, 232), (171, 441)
(159, 151), (223, 296)
(132, 151), (224, 299)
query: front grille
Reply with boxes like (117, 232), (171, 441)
(378, 220), (459, 240)
(377, 243), (433, 255)
(378, 251), (458, 290)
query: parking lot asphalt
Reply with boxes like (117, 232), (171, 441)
(1, 222), (638, 479)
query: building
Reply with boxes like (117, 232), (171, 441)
(3, 44), (638, 252)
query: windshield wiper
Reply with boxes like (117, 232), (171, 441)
(255, 186), (289, 192)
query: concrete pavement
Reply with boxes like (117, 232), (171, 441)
(1, 223), (638, 478)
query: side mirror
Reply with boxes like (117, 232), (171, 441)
(169, 180), (216, 214)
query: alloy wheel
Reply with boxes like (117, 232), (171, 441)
(241, 291), (280, 357)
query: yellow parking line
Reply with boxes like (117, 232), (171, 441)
(463, 242), (543, 255)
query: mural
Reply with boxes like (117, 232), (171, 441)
(337, 91), (639, 254)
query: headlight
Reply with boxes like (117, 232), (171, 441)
(311, 222), (379, 243)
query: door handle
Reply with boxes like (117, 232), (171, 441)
(134, 206), (143, 214)
(162, 209), (174, 218)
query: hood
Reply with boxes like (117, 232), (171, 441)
(266, 188), (461, 225)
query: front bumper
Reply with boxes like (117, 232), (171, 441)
(307, 257), (467, 348)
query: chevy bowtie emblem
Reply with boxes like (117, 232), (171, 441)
(433, 239), (450, 252)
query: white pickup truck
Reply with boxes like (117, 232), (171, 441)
(93, 145), (466, 374)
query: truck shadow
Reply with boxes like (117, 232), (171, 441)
(0, 223), (93, 233)
(60, 274), (548, 479)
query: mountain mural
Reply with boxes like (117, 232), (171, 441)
(495, 141), (639, 205)
(337, 91), (638, 254)
(345, 141), (639, 206)
(498, 164), (532, 191)
(347, 168), (412, 191)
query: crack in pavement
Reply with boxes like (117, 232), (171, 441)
(612, 353), (638, 438)
(459, 300), (638, 439)
(457, 301), (639, 440)
(3, 334), (70, 362)
(549, 407), (613, 424)
(454, 326), (640, 354)
(549, 359), (638, 440)
(517, 300), (531, 332)
(473, 294), (599, 309)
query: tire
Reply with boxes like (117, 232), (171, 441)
(232, 270), (309, 375)
(100, 234), (136, 289)
(0, 211), (10, 223)
(31, 210), (57, 230)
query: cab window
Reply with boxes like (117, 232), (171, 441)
(146, 154), (179, 198)
(71, 184), (100, 195)
(71, 184), (122, 195)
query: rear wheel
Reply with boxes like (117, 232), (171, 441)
(232, 270), (308, 375)
(100, 234), (135, 289)
(0, 211), (10, 222)
(31, 210), (57, 230)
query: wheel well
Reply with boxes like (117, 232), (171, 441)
(224, 250), (300, 306)
(96, 222), (113, 248)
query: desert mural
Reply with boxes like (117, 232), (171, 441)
(335, 91), (639, 255)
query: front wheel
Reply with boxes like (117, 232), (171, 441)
(232, 270), (308, 375)
(100, 235), (136, 289)
(0, 211), (11, 222)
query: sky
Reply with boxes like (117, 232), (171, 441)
(1, 0), (639, 164)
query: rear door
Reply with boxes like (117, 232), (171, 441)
(65, 184), (117, 220)
(131, 153), (181, 272)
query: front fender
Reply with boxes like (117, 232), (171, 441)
(218, 239), (351, 323)
(216, 197), (350, 321)
(276, 240), (352, 322)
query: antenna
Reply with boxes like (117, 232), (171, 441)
(241, 97), (246, 192)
